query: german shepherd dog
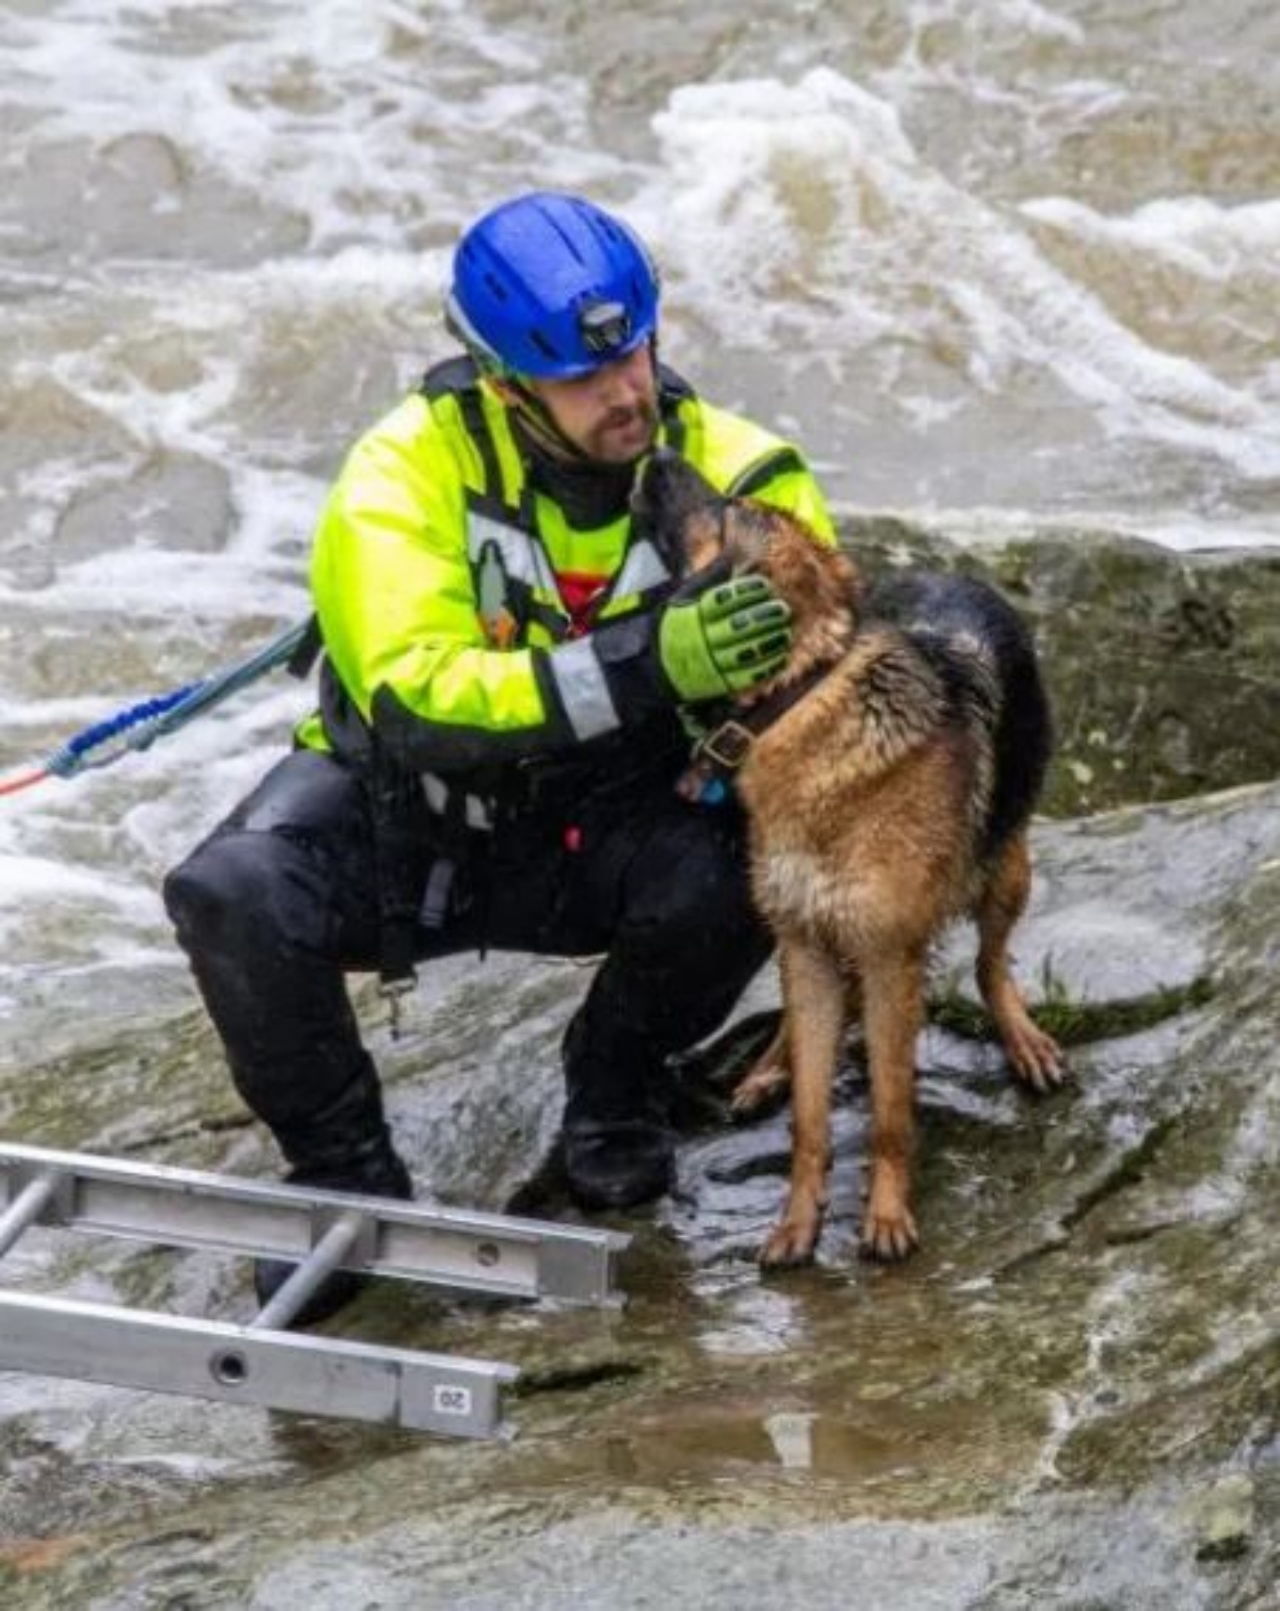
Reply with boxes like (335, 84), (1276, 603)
(638, 452), (1065, 1268)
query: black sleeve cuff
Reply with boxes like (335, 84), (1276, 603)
(588, 611), (678, 724)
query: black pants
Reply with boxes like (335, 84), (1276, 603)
(164, 751), (770, 1172)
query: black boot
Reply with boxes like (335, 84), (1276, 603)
(251, 1050), (413, 1327)
(561, 1009), (675, 1211)
(562, 1116), (674, 1210)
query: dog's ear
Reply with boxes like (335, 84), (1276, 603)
(719, 500), (777, 574)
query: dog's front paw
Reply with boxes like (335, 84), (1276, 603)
(859, 1196), (920, 1262)
(759, 1208), (823, 1268)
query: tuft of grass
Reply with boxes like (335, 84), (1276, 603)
(929, 957), (1215, 1048)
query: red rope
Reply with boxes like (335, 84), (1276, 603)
(0, 768), (49, 797)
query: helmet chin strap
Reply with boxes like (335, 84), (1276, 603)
(506, 381), (597, 466)
(499, 341), (660, 470)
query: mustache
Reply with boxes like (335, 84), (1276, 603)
(602, 400), (656, 429)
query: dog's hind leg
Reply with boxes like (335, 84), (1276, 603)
(975, 831), (1065, 1093)
(859, 947), (927, 1261)
(730, 1021), (790, 1116)
(734, 975), (861, 1119)
(759, 937), (846, 1268)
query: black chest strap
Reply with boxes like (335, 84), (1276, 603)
(285, 613), (323, 680)
(421, 356), (504, 502)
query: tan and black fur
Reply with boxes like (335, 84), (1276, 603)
(638, 453), (1065, 1267)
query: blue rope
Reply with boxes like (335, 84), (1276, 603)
(46, 683), (206, 775)
(42, 618), (312, 779)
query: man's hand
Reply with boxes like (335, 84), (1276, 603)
(658, 571), (792, 703)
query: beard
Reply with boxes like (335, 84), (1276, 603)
(581, 396), (659, 464)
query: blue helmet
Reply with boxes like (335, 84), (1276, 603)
(445, 192), (660, 380)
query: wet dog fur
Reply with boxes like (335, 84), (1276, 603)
(638, 453), (1065, 1267)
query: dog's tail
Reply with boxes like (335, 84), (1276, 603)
(864, 571), (1053, 858)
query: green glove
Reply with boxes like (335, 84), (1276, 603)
(657, 573), (793, 703)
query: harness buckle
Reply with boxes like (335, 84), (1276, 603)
(378, 973), (416, 1041)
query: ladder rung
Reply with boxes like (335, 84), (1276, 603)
(0, 1291), (517, 1437)
(0, 1168), (62, 1259)
(250, 1209), (366, 1332)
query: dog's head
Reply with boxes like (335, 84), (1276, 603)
(634, 449), (860, 665)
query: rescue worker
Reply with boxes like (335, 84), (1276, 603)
(164, 191), (835, 1322)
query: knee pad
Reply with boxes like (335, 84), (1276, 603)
(164, 837), (243, 948)
(164, 832), (299, 954)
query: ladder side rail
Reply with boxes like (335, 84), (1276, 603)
(0, 1291), (518, 1438)
(0, 1144), (627, 1306)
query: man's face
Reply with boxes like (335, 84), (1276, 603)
(524, 344), (659, 464)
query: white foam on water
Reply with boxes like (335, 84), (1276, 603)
(0, 548), (308, 619)
(641, 68), (1280, 480)
(2, 0), (600, 252)
(0, 852), (149, 908)
(0, 847), (166, 982)
(0, 679), (312, 1006)
(1023, 192), (1280, 278)
(907, 0), (1087, 50)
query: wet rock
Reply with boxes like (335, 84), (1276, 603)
(0, 379), (139, 590)
(55, 449), (234, 562)
(840, 509), (1280, 816)
(3, 783), (1280, 1608)
(4, 134), (309, 268)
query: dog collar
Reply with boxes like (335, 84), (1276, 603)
(675, 663), (835, 804)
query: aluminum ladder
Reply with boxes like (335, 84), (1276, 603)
(0, 1142), (628, 1440)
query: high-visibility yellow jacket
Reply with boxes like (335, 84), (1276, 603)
(301, 358), (834, 804)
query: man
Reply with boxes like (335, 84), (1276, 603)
(165, 191), (835, 1323)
